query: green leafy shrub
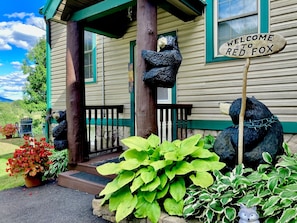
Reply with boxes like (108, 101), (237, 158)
(43, 149), (68, 179)
(96, 134), (225, 223)
(183, 143), (297, 223)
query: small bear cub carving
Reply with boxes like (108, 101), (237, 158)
(238, 204), (260, 223)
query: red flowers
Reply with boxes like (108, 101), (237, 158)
(6, 137), (54, 177)
(0, 123), (17, 136)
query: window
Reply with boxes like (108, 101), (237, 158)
(84, 31), (96, 82)
(206, 0), (269, 62)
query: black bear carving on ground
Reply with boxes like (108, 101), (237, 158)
(213, 97), (283, 170)
(141, 35), (182, 88)
(52, 110), (68, 151)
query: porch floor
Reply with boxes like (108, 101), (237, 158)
(58, 151), (122, 195)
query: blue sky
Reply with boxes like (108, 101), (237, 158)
(0, 0), (46, 100)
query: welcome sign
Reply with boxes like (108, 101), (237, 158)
(219, 32), (286, 165)
(219, 33), (287, 58)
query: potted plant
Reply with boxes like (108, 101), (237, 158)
(6, 136), (54, 187)
(0, 123), (17, 138)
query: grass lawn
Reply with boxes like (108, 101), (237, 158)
(0, 139), (25, 191)
(0, 135), (45, 191)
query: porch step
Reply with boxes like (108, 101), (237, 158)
(58, 152), (122, 194)
(58, 170), (112, 195)
(76, 156), (121, 177)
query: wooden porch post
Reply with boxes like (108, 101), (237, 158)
(66, 21), (88, 166)
(136, 0), (158, 138)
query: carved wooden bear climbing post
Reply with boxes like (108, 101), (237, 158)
(219, 33), (286, 165)
(142, 36), (182, 88)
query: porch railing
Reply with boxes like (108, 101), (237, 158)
(157, 104), (193, 142)
(85, 105), (124, 155)
(85, 104), (193, 155)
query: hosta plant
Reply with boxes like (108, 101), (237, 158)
(96, 134), (225, 223)
(43, 149), (68, 180)
(183, 143), (297, 223)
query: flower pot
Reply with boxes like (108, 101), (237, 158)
(5, 135), (12, 139)
(24, 175), (42, 188)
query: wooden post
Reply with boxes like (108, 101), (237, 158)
(136, 0), (158, 138)
(238, 58), (250, 164)
(66, 21), (88, 166)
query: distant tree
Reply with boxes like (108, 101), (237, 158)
(22, 38), (46, 114)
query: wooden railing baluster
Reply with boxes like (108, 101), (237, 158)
(157, 104), (192, 141)
(85, 105), (124, 155)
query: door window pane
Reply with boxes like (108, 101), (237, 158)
(157, 87), (169, 101)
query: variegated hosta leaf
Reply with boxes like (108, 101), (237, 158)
(183, 205), (196, 218)
(224, 207), (236, 221)
(278, 208), (297, 223)
(262, 152), (273, 164)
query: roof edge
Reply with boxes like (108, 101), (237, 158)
(42, 0), (63, 20)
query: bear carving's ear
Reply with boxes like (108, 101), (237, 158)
(157, 36), (167, 52)
(219, 102), (231, 115)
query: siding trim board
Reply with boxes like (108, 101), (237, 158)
(188, 120), (297, 134)
(129, 40), (136, 136)
(46, 22), (52, 108)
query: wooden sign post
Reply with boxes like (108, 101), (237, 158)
(219, 33), (286, 164)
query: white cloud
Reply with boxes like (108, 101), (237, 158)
(0, 72), (28, 100)
(4, 12), (33, 20)
(26, 16), (45, 31)
(0, 13), (45, 51)
(11, 61), (22, 70)
(0, 36), (12, 50)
